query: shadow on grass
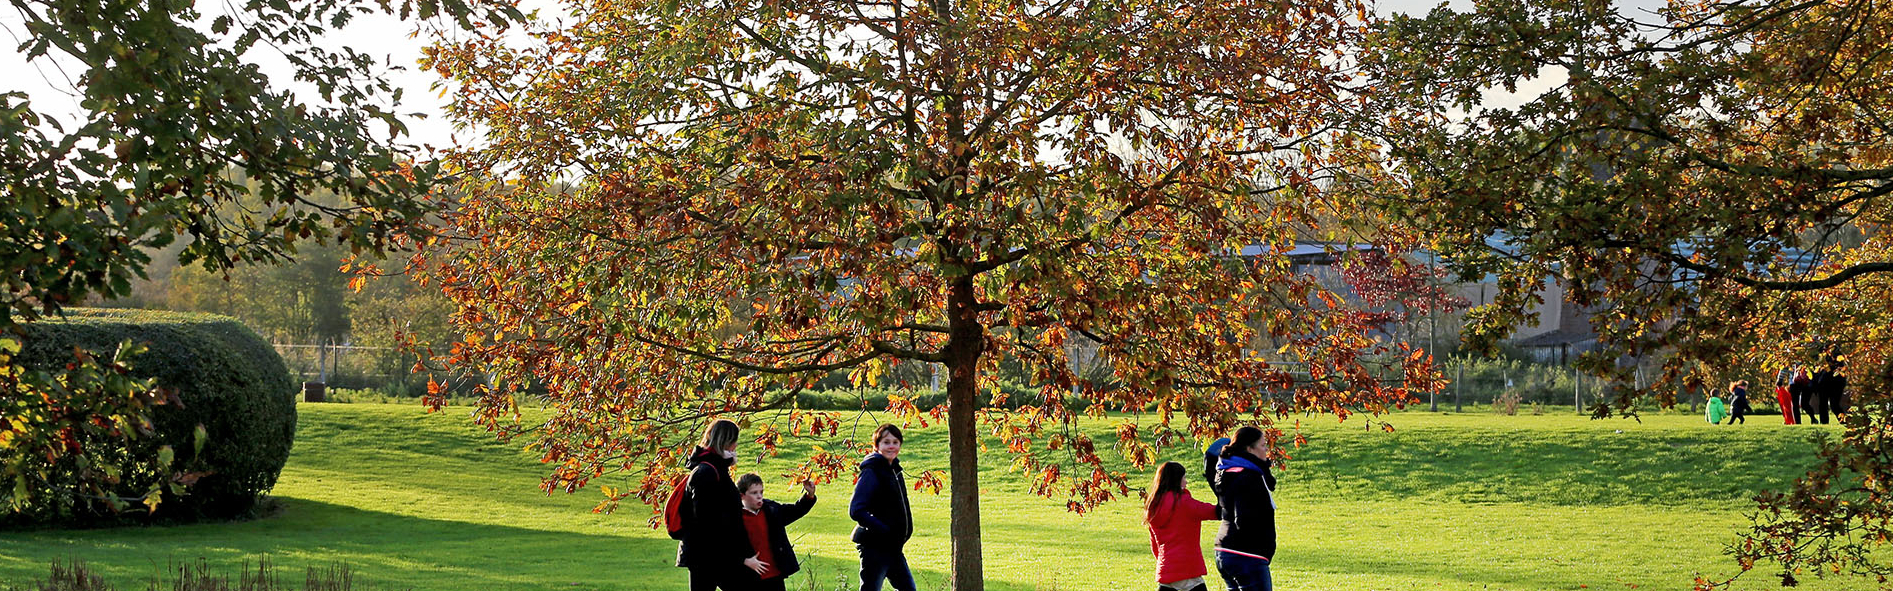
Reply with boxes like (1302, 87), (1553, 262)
(0, 498), (933, 591)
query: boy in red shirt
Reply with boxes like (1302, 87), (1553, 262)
(736, 473), (817, 591)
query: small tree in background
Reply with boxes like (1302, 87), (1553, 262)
(1367, 0), (1893, 586)
(414, 1), (1432, 588)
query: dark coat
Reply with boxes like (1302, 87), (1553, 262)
(848, 453), (913, 546)
(1213, 451), (1278, 560)
(732, 495), (817, 584)
(1790, 376), (1814, 402)
(676, 447), (754, 569)
(1815, 371), (1848, 398)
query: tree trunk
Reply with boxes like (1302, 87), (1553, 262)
(944, 275), (986, 591)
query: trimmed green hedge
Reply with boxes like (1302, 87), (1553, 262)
(14, 308), (296, 521)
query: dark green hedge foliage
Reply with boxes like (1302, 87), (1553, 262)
(14, 308), (296, 522)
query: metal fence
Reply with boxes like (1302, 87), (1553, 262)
(271, 343), (440, 394)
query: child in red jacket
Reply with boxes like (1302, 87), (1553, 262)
(1146, 461), (1219, 591)
(1775, 378), (1796, 424)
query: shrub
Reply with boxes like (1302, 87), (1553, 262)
(9, 309), (296, 523)
(1492, 391), (1522, 416)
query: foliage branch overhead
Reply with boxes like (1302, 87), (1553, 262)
(1365, 0), (1893, 587)
(0, 0), (522, 518)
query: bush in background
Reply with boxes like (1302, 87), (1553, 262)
(6, 309), (296, 524)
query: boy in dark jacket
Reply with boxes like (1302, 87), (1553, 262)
(1214, 426), (1278, 591)
(735, 473), (817, 591)
(851, 424), (916, 591)
(1724, 381), (1751, 425)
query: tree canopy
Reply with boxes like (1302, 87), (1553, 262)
(1366, 0), (1893, 586)
(414, 0), (1430, 588)
(2, 0), (519, 518)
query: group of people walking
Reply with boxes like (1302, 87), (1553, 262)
(1145, 426), (1280, 591)
(674, 420), (916, 591)
(1708, 363), (1849, 425)
(674, 420), (1285, 591)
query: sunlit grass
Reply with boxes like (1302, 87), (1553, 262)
(0, 403), (1859, 590)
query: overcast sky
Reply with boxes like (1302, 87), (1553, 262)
(2, 0), (1572, 152)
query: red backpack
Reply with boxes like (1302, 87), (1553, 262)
(661, 467), (700, 540)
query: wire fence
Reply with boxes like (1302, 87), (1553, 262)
(271, 343), (473, 395)
(268, 340), (1681, 411)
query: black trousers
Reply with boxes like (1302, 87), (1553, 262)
(1816, 392), (1848, 424)
(689, 567), (740, 591)
(858, 544), (916, 591)
(1827, 392), (1849, 419)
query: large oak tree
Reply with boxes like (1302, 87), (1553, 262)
(415, 0), (1429, 588)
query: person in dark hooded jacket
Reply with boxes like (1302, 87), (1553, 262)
(850, 424), (915, 591)
(676, 419), (761, 591)
(1213, 426), (1278, 591)
(1814, 363), (1848, 424)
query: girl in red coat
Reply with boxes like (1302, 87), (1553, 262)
(1145, 461), (1219, 591)
(1775, 378), (1796, 425)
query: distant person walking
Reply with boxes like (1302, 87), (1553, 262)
(1706, 391), (1728, 425)
(1146, 461), (1220, 591)
(1774, 378), (1796, 425)
(851, 424), (916, 591)
(1790, 369), (1817, 425)
(1814, 363), (1849, 424)
(734, 473), (818, 591)
(677, 419), (757, 591)
(1213, 426), (1279, 591)
(1723, 381), (1751, 425)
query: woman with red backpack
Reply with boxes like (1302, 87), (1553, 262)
(675, 419), (765, 591)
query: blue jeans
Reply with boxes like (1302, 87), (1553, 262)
(858, 545), (916, 591)
(1216, 552), (1273, 591)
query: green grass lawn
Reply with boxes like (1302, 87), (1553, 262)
(0, 403), (1862, 590)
